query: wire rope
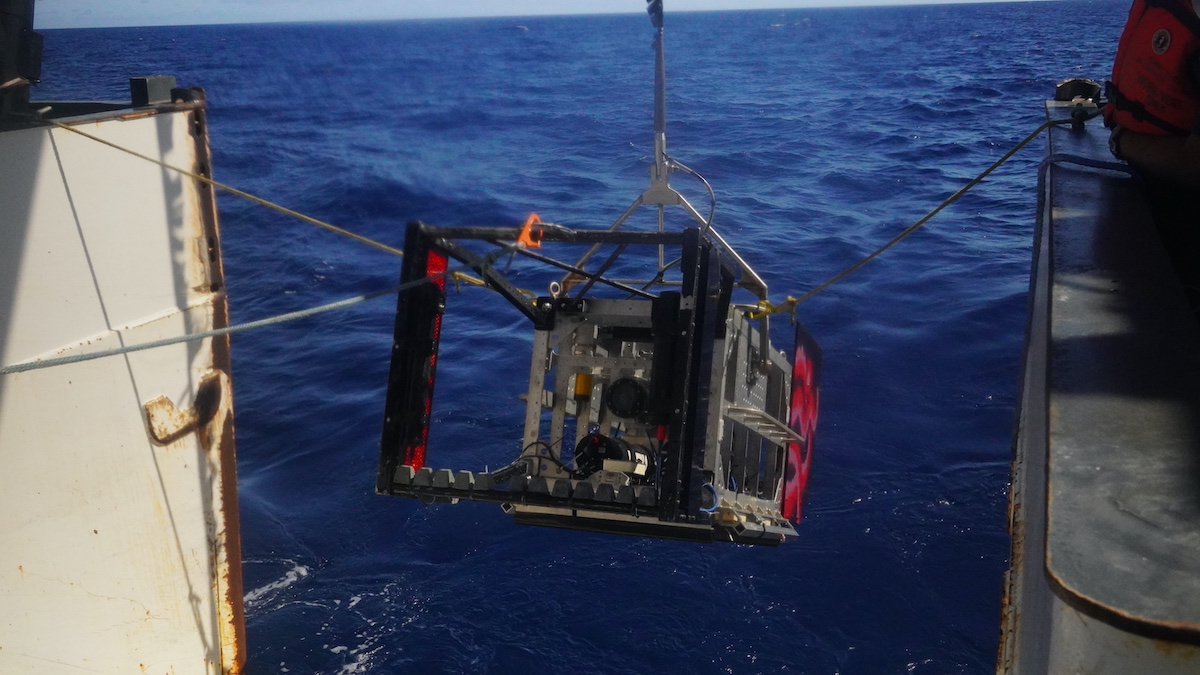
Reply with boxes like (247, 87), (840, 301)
(1, 248), (515, 375)
(755, 116), (1088, 316)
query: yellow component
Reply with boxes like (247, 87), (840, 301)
(451, 271), (486, 288)
(447, 270), (536, 301)
(748, 295), (799, 321)
(574, 373), (593, 398)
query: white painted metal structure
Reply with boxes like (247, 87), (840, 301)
(0, 103), (244, 673)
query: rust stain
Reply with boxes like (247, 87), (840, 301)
(1150, 638), (1200, 660)
(201, 367), (244, 674)
(144, 365), (226, 446)
(215, 369), (245, 655)
(114, 109), (158, 122)
(187, 99), (245, 674)
(144, 395), (199, 445)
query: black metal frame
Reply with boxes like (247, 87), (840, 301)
(376, 224), (448, 493)
(373, 221), (800, 545)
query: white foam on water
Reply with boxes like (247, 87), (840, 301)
(243, 561), (311, 610)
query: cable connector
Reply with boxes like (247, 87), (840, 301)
(749, 296), (799, 323)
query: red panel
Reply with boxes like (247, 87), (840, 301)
(782, 323), (821, 522)
(426, 250), (448, 289)
(403, 250), (449, 470)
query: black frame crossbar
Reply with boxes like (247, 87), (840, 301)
(422, 223), (688, 246)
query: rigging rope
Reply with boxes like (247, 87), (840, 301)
(19, 109), (1105, 371)
(43, 117), (407, 257)
(39, 115), (497, 290)
(751, 116), (1085, 319)
(0, 250), (515, 376)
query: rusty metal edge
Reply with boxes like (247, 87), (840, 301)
(995, 135), (1054, 673)
(1044, 568), (1200, 646)
(187, 91), (247, 674)
(37, 99), (208, 127)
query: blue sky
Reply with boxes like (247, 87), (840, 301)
(37, 0), (1053, 29)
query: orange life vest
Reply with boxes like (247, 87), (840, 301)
(1106, 0), (1200, 135)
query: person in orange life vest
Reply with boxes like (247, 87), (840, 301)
(1106, 0), (1200, 188)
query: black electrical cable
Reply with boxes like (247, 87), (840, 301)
(668, 156), (717, 233)
(519, 439), (580, 478)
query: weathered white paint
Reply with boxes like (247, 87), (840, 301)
(0, 109), (243, 673)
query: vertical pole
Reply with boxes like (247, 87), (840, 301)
(649, 0), (669, 187)
(653, 16), (666, 157)
(0, 0), (40, 123)
(522, 330), (551, 455)
(657, 204), (665, 270)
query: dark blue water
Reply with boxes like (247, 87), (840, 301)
(39, 2), (1128, 672)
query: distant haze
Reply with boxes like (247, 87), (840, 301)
(37, 0), (1063, 29)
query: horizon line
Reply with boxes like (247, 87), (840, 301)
(35, 0), (1068, 31)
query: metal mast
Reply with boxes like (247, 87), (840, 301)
(561, 0), (768, 306)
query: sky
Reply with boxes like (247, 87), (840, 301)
(36, 0), (1054, 30)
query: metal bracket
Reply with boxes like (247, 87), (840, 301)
(144, 371), (229, 445)
(433, 237), (540, 324)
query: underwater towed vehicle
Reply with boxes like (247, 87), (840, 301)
(375, 0), (821, 546)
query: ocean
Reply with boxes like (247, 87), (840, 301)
(39, 1), (1128, 672)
